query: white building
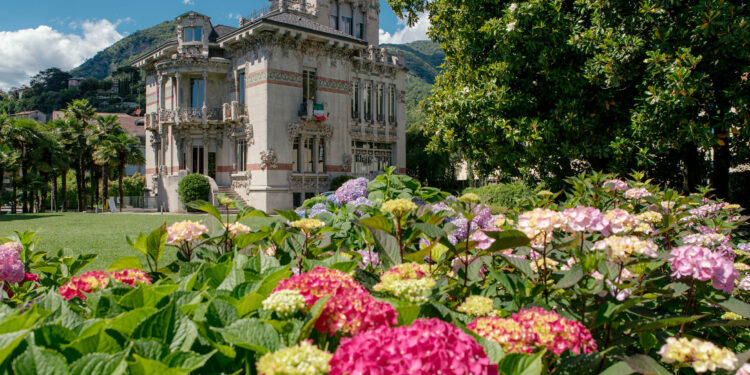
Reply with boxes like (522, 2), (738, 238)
(134, 0), (407, 212)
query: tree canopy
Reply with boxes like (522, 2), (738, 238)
(388, 0), (750, 195)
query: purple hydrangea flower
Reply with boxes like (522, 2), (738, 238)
(356, 250), (381, 269)
(351, 197), (373, 207)
(334, 177), (369, 204)
(310, 203), (329, 217)
(603, 179), (628, 191)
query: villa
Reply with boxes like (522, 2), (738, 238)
(133, 0), (407, 212)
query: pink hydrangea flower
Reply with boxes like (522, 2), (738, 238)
(0, 242), (23, 253)
(562, 206), (610, 234)
(274, 267), (397, 336)
(469, 307), (598, 355)
(110, 269), (152, 286)
(59, 269), (153, 301)
(604, 209), (636, 234)
(624, 187), (651, 199)
(330, 318), (497, 375)
(0, 247), (25, 284)
(668, 245), (738, 293)
(603, 179), (628, 191)
(166, 220), (209, 245)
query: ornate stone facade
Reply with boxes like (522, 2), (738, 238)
(134, 1), (406, 213)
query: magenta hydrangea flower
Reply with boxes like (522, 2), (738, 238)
(668, 245), (738, 293)
(329, 318), (497, 375)
(356, 250), (381, 269)
(562, 206), (610, 234)
(0, 247), (24, 284)
(334, 177), (369, 204)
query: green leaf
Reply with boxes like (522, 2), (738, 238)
(132, 301), (177, 343)
(719, 297), (750, 318)
(64, 329), (122, 356)
(106, 256), (144, 271)
(69, 351), (128, 375)
(212, 318), (282, 353)
(625, 315), (707, 333)
(358, 215), (393, 233)
(299, 295), (331, 341)
(106, 307), (159, 337)
(0, 305), (50, 334)
(600, 362), (635, 375)
(474, 335), (504, 364)
(128, 354), (190, 375)
(0, 330), (31, 365)
(217, 253), (248, 291)
(371, 229), (401, 268)
(189, 201), (221, 221)
(482, 230), (530, 253)
(32, 324), (77, 352)
(396, 304), (421, 326)
(623, 354), (671, 375)
(412, 223), (443, 238)
(499, 254), (537, 279)
(236, 293), (265, 318)
(554, 263), (583, 288)
(162, 350), (216, 371)
(119, 284), (178, 309)
(12, 345), (69, 375)
(127, 233), (148, 257)
(132, 339), (168, 360)
(233, 232), (270, 249)
(169, 316), (199, 353)
(497, 351), (544, 375)
(146, 224), (168, 266)
(274, 209), (301, 222)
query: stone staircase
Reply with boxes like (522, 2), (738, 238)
(214, 186), (245, 216)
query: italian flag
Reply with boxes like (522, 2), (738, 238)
(313, 104), (326, 120)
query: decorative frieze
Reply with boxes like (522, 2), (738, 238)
(287, 173), (330, 192)
(231, 171), (252, 194)
(260, 149), (278, 170)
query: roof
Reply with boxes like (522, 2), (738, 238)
(210, 24), (237, 42)
(12, 110), (43, 115)
(264, 12), (362, 41)
(95, 113), (145, 137)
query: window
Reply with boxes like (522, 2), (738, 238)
(183, 27), (202, 42)
(191, 79), (204, 109)
(293, 193), (302, 208)
(239, 72), (245, 105)
(342, 3), (353, 35)
(237, 139), (247, 172)
(317, 139), (325, 172)
(364, 81), (372, 121)
(303, 138), (314, 172)
(351, 80), (360, 119)
(302, 70), (316, 102)
(388, 85), (396, 122)
(356, 11), (365, 39)
(342, 17), (352, 35)
(352, 141), (393, 175)
(330, 1), (339, 30)
(292, 138), (300, 172)
(376, 83), (384, 122)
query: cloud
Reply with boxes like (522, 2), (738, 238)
(0, 19), (124, 90)
(183, 0), (195, 5)
(379, 12), (430, 44)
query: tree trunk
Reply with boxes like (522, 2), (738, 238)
(681, 143), (702, 193)
(712, 132), (730, 199)
(92, 168), (98, 211)
(0, 166), (4, 207)
(11, 174), (17, 214)
(119, 164), (125, 212)
(102, 165), (109, 209)
(61, 169), (68, 211)
(52, 175), (58, 212)
(77, 157), (85, 211)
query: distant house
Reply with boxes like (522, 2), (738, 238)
(8, 110), (48, 124)
(68, 77), (85, 88)
(52, 111), (146, 176)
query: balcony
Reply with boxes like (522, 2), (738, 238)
(158, 107), (223, 124)
(388, 115), (395, 124)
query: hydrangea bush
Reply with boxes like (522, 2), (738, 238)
(0, 169), (749, 374)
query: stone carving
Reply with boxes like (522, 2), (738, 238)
(244, 124), (255, 144)
(288, 121), (333, 143)
(149, 134), (161, 148)
(260, 149), (278, 170)
(231, 170), (252, 194)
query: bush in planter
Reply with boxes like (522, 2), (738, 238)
(330, 175), (355, 192)
(178, 173), (210, 209)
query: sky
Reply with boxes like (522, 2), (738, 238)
(0, 0), (430, 90)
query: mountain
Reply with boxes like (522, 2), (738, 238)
(70, 21), (177, 79)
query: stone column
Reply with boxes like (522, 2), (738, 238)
(187, 138), (194, 173)
(202, 71), (208, 125)
(175, 72), (182, 125)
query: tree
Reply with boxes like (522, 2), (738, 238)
(386, 0), (750, 195)
(110, 132), (145, 212)
(88, 115), (121, 209)
(64, 99), (96, 211)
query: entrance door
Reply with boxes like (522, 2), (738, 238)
(208, 152), (216, 180)
(192, 147), (204, 174)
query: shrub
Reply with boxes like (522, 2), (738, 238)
(107, 173), (146, 197)
(464, 181), (543, 212)
(330, 175), (355, 192)
(177, 173), (210, 209)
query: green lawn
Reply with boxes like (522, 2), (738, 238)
(0, 212), (204, 272)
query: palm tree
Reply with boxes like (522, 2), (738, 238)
(111, 132), (145, 212)
(89, 115), (121, 209)
(64, 99), (95, 211)
(0, 117), (41, 212)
